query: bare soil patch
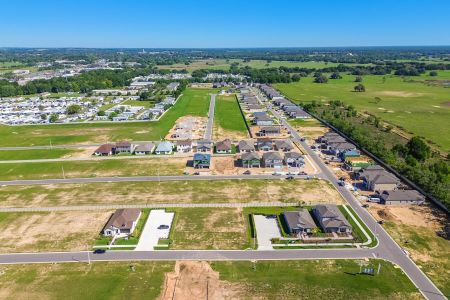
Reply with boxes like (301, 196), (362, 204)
(213, 124), (248, 141)
(376, 91), (427, 98)
(0, 211), (112, 252)
(159, 261), (241, 300)
(166, 116), (207, 141)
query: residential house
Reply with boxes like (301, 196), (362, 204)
(197, 139), (213, 152)
(283, 209), (317, 235)
(275, 139), (294, 152)
(259, 126), (281, 137)
(359, 166), (399, 192)
(93, 144), (115, 156)
(284, 152), (304, 167)
(262, 151), (283, 168)
(166, 82), (180, 92)
(115, 141), (133, 154)
(312, 205), (352, 233)
(329, 142), (357, 156)
(155, 141), (174, 155)
(241, 152), (261, 168)
(253, 113), (273, 126)
(256, 138), (273, 151)
(103, 208), (142, 237)
(134, 143), (155, 155)
(193, 153), (211, 169)
(238, 140), (255, 153)
(378, 190), (425, 205)
(215, 139), (232, 154)
(176, 140), (192, 153)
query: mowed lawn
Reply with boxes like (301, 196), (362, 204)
(0, 148), (80, 160)
(214, 94), (248, 139)
(0, 88), (215, 147)
(169, 207), (250, 250)
(0, 262), (174, 300)
(275, 72), (450, 151)
(0, 157), (186, 180)
(211, 260), (421, 299)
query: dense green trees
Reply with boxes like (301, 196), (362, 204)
(66, 104), (82, 115)
(354, 84), (365, 92)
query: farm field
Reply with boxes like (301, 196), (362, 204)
(0, 148), (82, 160)
(169, 207), (249, 250)
(210, 260), (420, 299)
(0, 179), (344, 207)
(275, 72), (450, 151)
(0, 211), (112, 253)
(157, 59), (371, 72)
(0, 261), (173, 300)
(214, 94), (249, 140)
(0, 88), (214, 147)
(0, 259), (419, 300)
(0, 157), (187, 180)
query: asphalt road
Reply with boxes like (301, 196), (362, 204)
(204, 94), (216, 140)
(261, 90), (446, 300)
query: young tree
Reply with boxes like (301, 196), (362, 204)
(354, 84), (365, 92)
(354, 76), (363, 82)
(314, 74), (328, 83)
(330, 72), (342, 79)
(49, 113), (59, 123)
(429, 71), (438, 76)
(406, 136), (431, 161)
(66, 104), (82, 115)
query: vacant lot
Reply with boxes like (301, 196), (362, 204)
(170, 208), (249, 249)
(214, 94), (249, 140)
(0, 262), (173, 300)
(0, 157), (187, 180)
(210, 260), (420, 299)
(370, 204), (450, 296)
(0, 211), (111, 253)
(0, 88), (215, 147)
(0, 148), (82, 161)
(275, 72), (450, 151)
(0, 179), (344, 207)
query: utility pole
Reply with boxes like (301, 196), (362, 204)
(87, 245), (91, 265)
(61, 165), (65, 179)
(377, 262), (381, 275)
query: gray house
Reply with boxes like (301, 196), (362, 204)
(379, 190), (425, 205)
(283, 209), (317, 235)
(238, 140), (255, 153)
(284, 152), (304, 167)
(241, 152), (261, 168)
(197, 139), (213, 152)
(134, 143), (155, 155)
(155, 141), (174, 155)
(262, 151), (283, 168)
(312, 205), (352, 233)
(253, 114), (273, 126)
(275, 139), (294, 152)
(259, 126), (281, 137)
(115, 141), (133, 154)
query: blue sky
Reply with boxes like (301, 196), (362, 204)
(1, 0), (449, 48)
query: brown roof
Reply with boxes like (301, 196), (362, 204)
(104, 209), (141, 231)
(116, 141), (131, 147)
(94, 144), (115, 154)
(216, 139), (232, 151)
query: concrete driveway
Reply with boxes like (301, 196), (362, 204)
(253, 215), (282, 250)
(135, 209), (174, 251)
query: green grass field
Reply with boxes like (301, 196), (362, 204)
(211, 260), (420, 299)
(0, 262), (173, 299)
(275, 72), (450, 151)
(158, 59), (371, 72)
(0, 157), (186, 180)
(214, 94), (248, 139)
(0, 148), (80, 160)
(168, 207), (250, 250)
(0, 259), (419, 299)
(0, 88), (214, 147)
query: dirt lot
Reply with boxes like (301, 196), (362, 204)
(368, 204), (444, 230)
(213, 124), (249, 141)
(63, 146), (98, 159)
(296, 126), (329, 141)
(166, 116), (207, 140)
(170, 208), (248, 250)
(159, 261), (241, 300)
(0, 211), (112, 252)
(0, 179), (344, 207)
